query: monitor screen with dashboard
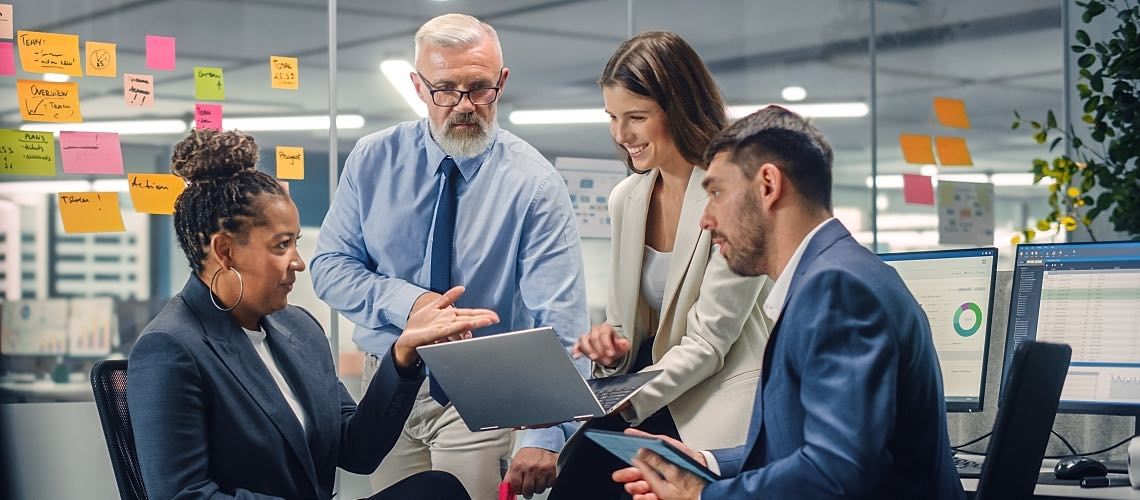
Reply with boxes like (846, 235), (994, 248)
(1002, 241), (1140, 416)
(881, 247), (998, 413)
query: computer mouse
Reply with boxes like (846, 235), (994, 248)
(1054, 455), (1108, 479)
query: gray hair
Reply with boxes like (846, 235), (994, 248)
(414, 13), (502, 62)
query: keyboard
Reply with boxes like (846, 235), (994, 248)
(593, 385), (636, 412)
(954, 455), (984, 478)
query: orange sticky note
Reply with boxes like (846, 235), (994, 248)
(898, 134), (935, 165)
(18, 79), (83, 122)
(85, 41), (116, 77)
(57, 192), (125, 233)
(933, 97), (970, 129)
(270, 56), (298, 90)
(276, 146), (304, 179)
(935, 136), (973, 166)
(16, 30), (81, 76)
(128, 174), (185, 215)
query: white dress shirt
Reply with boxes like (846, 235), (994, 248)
(243, 326), (308, 433)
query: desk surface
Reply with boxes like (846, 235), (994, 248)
(959, 455), (1140, 499)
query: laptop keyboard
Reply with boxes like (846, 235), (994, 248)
(954, 455), (983, 477)
(593, 386), (636, 412)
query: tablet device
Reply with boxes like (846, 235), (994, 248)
(584, 429), (720, 483)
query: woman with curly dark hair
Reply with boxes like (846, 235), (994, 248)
(127, 128), (497, 499)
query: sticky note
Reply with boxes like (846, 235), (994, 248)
(270, 56), (298, 90)
(58, 192), (125, 233)
(124, 73), (154, 107)
(902, 174), (934, 205)
(195, 103), (222, 131)
(0, 4), (12, 40)
(935, 136), (973, 166)
(194, 66), (224, 100)
(0, 129), (56, 176)
(85, 41), (116, 77)
(899, 134), (935, 165)
(933, 97), (970, 129)
(0, 41), (13, 76)
(59, 131), (124, 174)
(18, 79), (82, 123)
(128, 174), (185, 215)
(276, 146), (304, 179)
(16, 31), (82, 76)
(145, 35), (175, 71)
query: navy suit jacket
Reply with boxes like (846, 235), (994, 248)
(128, 276), (423, 499)
(705, 220), (964, 499)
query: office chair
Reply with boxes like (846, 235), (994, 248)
(91, 359), (149, 500)
(974, 341), (1071, 500)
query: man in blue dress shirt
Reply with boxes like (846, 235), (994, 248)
(611, 106), (964, 499)
(311, 13), (589, 500)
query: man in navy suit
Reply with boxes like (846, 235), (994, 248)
(613, 106), (965, 499)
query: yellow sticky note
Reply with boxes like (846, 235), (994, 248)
(194, 66), (224, 100)
(16, 30), (82, 76)
(276, 146), (304, 179)
(270, 56), (298, 90)
(933, 97), (970, 129)
(85, 41), (116, 77)
(57, 192), (125, 233)
(18, 79), (82, 123)
(898, 134), (935, 165)
(128, 174), (185, 215)
(0, 129), (57, 176)
(935, 136), (973, 166)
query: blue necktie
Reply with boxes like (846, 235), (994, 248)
(427, 157), (459, 405)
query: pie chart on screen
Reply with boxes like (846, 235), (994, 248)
(953, 302), (983, 337)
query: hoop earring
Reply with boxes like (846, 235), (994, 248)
(209, 267), (244, 312)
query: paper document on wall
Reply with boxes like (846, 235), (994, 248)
(555, 157), (628, 239)
(937, 180), (994, 245)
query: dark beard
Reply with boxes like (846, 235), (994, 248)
(724, 189), (769, 277)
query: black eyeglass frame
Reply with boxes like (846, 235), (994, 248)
(416, 69), (505, 107)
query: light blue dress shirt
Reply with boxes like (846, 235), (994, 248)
(311, 119), (589, 451)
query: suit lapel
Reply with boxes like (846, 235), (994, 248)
(617, 170), (655, 339)
(656, 168), (707, 337)
(263, 317), (329, 496)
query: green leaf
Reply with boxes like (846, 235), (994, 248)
(1031, 121), (1042, 129)
(1072, 45), (1087, 53)
(1050, 136), (1063, 152)
(1091, 74), (1104, 92)
(1084, 95), (1101, 113)
(1080, 68), (1092, 79)
(1082, 114), (1096, 124)
(1078, 53), (1097, 68)
(1076, 29), (1091, 46)
(1013, 110), (1021, 119)
(1047, 110), (1057, 128)
(1034, 131), (1048, 144)
(1012, 121), (1020, 130)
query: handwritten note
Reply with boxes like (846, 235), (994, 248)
(935, 136), (973, 166)
(898, 134), (935, 165)
(85, 41), (116, 77)
(123, 73), (154, 107)
(128, 174), (185, 214)
(195, 103), (222, 131)
(59, 131), (123, 174)
(276, 146), (304, 179)
(145, 35), (175, 71)
(57, 192), (125, 233)
(17, 79), (83, 123)
(933, 97), (971, 129)
(0, 4), (13, 40)
(0, 41), (13, 76)
(194, 66), (224, 100)
(937, 180), (994, 245)
(0, 129), (56, 176)
(270, 56), (298, 90)
(16, 30), (82, 76)
(902, 174), (934, 205)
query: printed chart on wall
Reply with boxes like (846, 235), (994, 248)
(937, 180), (994, 245)
(555, 157), (628, 239)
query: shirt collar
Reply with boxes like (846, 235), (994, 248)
(421, 118), (498, 181)
(762, 217), (837, 323)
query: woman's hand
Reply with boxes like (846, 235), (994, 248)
(572, 322), (631, 369)
(393, 286), (499, 369)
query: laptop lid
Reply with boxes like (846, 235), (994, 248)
(417, 327), (609, 432)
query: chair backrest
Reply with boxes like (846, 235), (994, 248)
(90, 359), (149, 500)
(975, 340), (1071, 500)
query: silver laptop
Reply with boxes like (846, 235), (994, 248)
(416, 327), (661, 432)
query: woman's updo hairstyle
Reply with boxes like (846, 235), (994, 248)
(171, 129), (287, 272)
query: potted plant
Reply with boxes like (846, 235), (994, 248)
(1012, 0), (1139, 242)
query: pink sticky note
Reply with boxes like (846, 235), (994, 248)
(195, 103), (222, 131)
(124, 73), (154, 107)
(145, 35), (175, 71)
(59, 131), (125, 175)
(0, 41), (12, 76)
(902, 174), (935, 205)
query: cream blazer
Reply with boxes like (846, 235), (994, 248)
(596, 167), (773, 451)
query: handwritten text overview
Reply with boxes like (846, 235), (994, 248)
(18, 79), (83, 123)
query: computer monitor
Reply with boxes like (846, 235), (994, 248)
(0, 299), (70, 356)
(67, 297), (117, 358)
(881, 247), (998, 412)
(1001, 241), (1140, 422)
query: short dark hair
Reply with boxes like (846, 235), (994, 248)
(599, 31), (728, 173)
(171, 129), (287, 273)
(705, 106), (834, 211)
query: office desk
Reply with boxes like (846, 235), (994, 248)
(959, 455), (1140, 499)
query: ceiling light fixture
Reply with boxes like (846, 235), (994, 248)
(20, 119), (188, 135)
(509, 102), (869, 125)
(43, 73), (70, 83)
(866, 173), (1052, 189)
(781, 86), (807, 101)
(728, 102), (869, 119)
(223, 114), (366, 131)
(509, 108), (609, 125)
(380, 59), (428, 118)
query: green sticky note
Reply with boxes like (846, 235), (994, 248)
(194, 66), (225, 100)
(0, 129), (58, 176)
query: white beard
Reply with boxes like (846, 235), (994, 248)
(430, 113), (497, 158)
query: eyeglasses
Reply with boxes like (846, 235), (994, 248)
(416, 70), (503, 107)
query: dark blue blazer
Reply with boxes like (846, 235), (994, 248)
(128, 276), (423, 499)
(705, 220), (964, 499)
